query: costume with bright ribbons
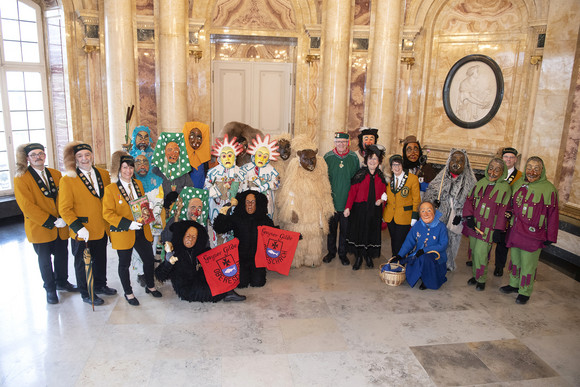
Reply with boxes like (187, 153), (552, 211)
(398, 210), (448, 289)
(462, 159), (511, 283)
(506, 158), (559, 298)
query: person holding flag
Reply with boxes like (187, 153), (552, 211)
(155, 220), (246, 302)
(213, 190), (275, 288)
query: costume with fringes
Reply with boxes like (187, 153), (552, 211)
(423, 148), (476, 270)
(155, 220), (226, 302)
(462, 159), (512, 283)
(213, 191), (274, 288)
(271, 133), (292, 225)
(276, 136), (334, 268)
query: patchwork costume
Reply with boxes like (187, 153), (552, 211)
(505, 157), (559, 299)
(423, 148), (476, 270)
(462, 159), (511, 285)
(397, 210), (448, 289)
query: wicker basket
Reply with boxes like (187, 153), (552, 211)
(379, 257), (406, 286)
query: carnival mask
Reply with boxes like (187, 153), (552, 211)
(487, 160), (504, 182)
(278, 139), (291, 160)
(135, 155), (150, 177)
(298, 149), (317, 172)
(135, 131), (150, 150)
(188, 127), (203, 150)
(187, 197), (203, 221)
(405, 142), (420, 163)
(362, 134), (376, 148)
(220, 147), (236, 169)
(245, 193), (256, 215)
(449, 151), (465, 175)
(165, 142), (180, 164)
(255, 147), (270, 168)
(525, 159), (542, 183)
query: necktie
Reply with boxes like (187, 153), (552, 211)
(128, 183), (135, 200)
(395, 177), (399, 189)
(86, 170), (95, 187)
(41, 169), (49, 187)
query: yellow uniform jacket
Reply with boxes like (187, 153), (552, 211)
(14, 167), (69, 244)
(59, 167), (111, 241)
(102, 179), (153, 250)
(383, 172), (421, 225)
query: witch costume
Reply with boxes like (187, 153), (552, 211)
(397, 209), (448, 289)
(155, 220), (226, 302)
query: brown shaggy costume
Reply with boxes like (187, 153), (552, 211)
(276, 135), (334, 267)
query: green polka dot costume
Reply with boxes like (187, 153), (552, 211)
(172, 187), (209, 226)
(151, 132), (190, 180)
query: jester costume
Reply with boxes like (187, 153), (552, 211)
(505, 157), (559, 299)
(462, 159), (511, 285)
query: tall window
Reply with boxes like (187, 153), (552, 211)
(0, 0), (52, 194)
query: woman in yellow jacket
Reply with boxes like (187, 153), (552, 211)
(383, 154), (421, 257)
(103, 151), (162, 306)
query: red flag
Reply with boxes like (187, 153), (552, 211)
(255, 226), (300, 275)
(197, 238), (240, 296)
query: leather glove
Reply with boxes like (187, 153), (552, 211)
(410, 219), (417, 227)
(433, 199), (441, 208)
(77, 227), (89, 242)
(452, 215), (462, 225)
(543, 241), (553, 246)
(129, 221), (142, 230)
(54, 218), (67, 228)
(415, 249), (424, 257)
(465, 216), (476, 230)
(492, 231), (505, 244)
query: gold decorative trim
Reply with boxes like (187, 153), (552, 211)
(306, 54), (320, 63)
(530, 55), (543, 65)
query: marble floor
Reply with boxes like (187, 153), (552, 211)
(1, 217), (579, 387)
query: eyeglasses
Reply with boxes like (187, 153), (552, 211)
(28, 152), (46, 159)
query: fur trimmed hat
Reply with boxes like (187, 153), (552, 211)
(109, 150), (133, 183)
(15, 143), (44, 177)
(63, 141), (93, 176)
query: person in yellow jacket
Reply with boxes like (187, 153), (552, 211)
(59, 142), (116, 306)
(383, 154), (421, 257)
(103, 151), (162, 306)
(14, 143), (78, 304)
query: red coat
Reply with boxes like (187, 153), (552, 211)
(345, 169), (387, 211)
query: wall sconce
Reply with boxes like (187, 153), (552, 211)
(189, 49), (202, 62)
(306, 54), (320, 64)
(402, 38), (414, 52)
(530, 55), (542, 65)
(401, 57), (415, 69)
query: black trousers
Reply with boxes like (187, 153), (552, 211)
(387, 221), (411, 257)
(117, 230), (155, 295)
(327, 211), (348, 257)
(72, 234), (108, 298)
(32, 236), (69, 292)
(495, 239), (509, 269)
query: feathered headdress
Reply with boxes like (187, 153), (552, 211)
(211, 134), (244, 157)
(247, 134), (280, 161)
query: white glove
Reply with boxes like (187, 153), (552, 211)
(411, 219), (417, 227)
(129, 221), (142, 230)
(54, 218), (67, 228)
(381, 192), (388, 202)
(77, 227), (89, 242)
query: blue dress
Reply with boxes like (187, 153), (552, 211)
(397, 210), (448, 289)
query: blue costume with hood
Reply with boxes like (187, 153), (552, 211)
(129, 125), (155, 159)
(397, 209), (448, 289)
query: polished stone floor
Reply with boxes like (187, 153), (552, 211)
(1, 218), (579, 387)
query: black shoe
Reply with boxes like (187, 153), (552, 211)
(322, 253), (335, 263)
(499, 285), (519, 294)
(493, 267), (503, 277)
(339, 255), (350, 266)
(124, 294), (140, 306)
(95, 286), (117, 296)
(137, 274), (146, 288)
(82, 295), (104, 306)
(224, 290), (246, 302)
(476, 282), (486, 291)
(46, 291), (59, 304)
(419, 283), (427, 290)
(56, 282), (79, 292)
(365, 256), (374, 268)
(466, 260), (473, 266)
(515, 294), (529, 304)
(467, 277), (477, 285)
(352, 255), (362, 271)
(145, 287), (162, 298)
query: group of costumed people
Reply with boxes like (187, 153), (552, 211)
(14, 118), (558, 306)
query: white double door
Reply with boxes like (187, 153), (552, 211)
(212, 61), (293, 138)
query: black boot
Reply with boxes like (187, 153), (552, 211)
(365, 255), (374, 268)
(353, 255), (362, 270)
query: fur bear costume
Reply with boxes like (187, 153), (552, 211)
(423, 148), (476, 271)
(276, 135), (334, 267)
